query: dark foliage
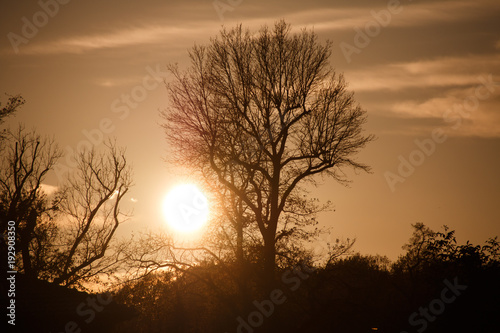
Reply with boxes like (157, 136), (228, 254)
(111, 224), (500, 333)
(1, 274), (136, 333)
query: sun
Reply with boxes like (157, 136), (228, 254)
(162, 184), (209, 233)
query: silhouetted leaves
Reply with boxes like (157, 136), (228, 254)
(112, 224), (500, 333)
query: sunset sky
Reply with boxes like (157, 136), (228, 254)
(1, 0), (499, 260)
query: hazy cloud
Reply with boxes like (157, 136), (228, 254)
(40, 183), (58, 196)
(10, 23), (220, 55)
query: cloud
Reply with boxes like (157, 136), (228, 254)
(390, 84), (500, 136)
(347, 54), (500, 92)
(40, 183), (58, 196)
(94, 76), (146, 88)
(7, 0), (499, 56)
(10, 23), (220, 55)
(344, 54), (500, 137)
(285, 0), (500, 32)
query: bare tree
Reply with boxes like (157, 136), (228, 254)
(0, 126), (62, 278)
(52, 141), (133, 287)
(162, 21), (373, 280)
(0, 125), (133, 287)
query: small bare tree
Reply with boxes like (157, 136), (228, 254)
(0, 126), (62, 278)
(0, 125), (133, 288)
(52, 141), (133, 286)
(162, 20), (373, 281)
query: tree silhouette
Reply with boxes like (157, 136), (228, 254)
(0, 94), (24, 142)
(0, 125), (133, 288)
(162, 20), (373, 281)
(0, 126), (62, 278)
(52, 140), (133, 286)
(110, 223), (500, 333)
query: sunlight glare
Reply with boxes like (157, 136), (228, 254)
(162, 184), (209, 233)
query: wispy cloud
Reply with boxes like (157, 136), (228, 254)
(347, 54), (500, 92)
(10, 23), (219, 55)
(7, 0), (499, 56)
(346, 54), (500, 137)
(392, 92), (500, 138)
(288, 0), (500, 32)
(94, 76), (146, 88)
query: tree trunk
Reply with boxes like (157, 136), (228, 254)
(263, 231), (276, 283)
(20, 209), (38, 279)
(236, 220), (244, 265)
(235, 218), (250, 303)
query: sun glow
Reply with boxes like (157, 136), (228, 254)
(162, 184), (209, 233)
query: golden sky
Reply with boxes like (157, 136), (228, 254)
(1, 0), (499, 259)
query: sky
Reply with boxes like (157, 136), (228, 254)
(0, 0), (499, 260)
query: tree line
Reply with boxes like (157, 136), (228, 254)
(109, 223), (500, 333)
